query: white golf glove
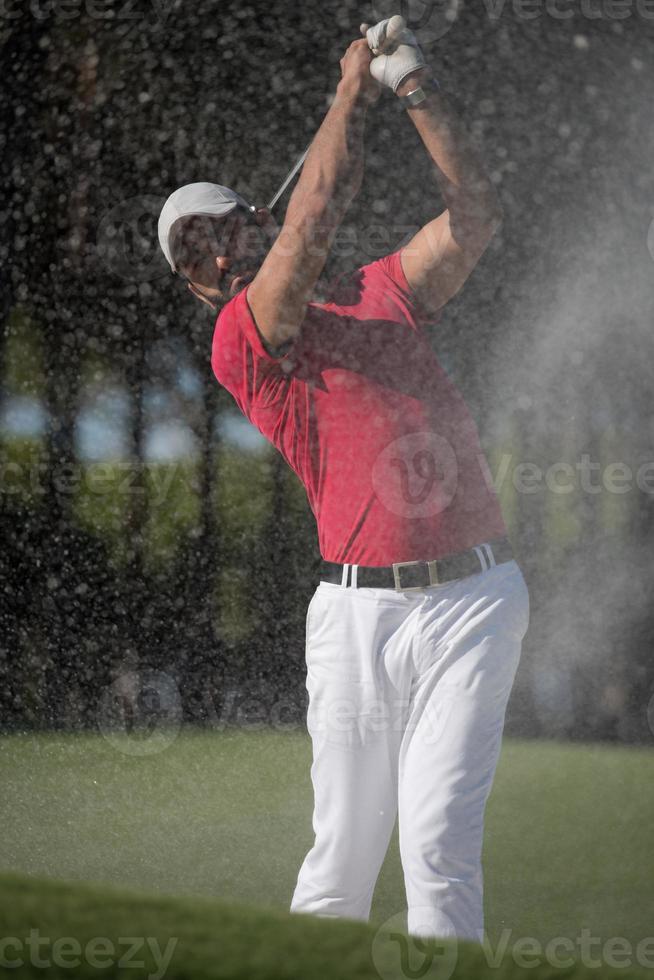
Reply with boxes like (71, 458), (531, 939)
(360, 17), (427, 93)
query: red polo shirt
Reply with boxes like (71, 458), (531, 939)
(211, 249), (506, 565)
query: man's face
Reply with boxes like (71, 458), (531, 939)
(172, 207), (278, 310)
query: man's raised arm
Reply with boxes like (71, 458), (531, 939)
(247, 40), (379, 350)
(362, 18), (502, 315)
(397, 68), (503, 314)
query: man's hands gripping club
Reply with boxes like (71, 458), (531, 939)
(338, 37), (382, 104)
(246, 37), (374, 350)
(362, 14), (503, 315)
(360, 15), (427, 92)
(246, 14), (501, 352)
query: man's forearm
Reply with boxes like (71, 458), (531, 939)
(397, 70), (502, 230)
(286, 79), (369, 223)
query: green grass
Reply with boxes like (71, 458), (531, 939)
(1, 870), (630, 980)
(1, 733), (653, 978)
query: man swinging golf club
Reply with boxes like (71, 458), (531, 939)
(157, 16), (529, 943)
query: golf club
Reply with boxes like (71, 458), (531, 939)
(258, 16), (407, 215)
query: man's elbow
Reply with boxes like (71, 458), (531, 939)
(452, 204), (503, 253)
(484, 201), (504, 236)
(474, 192), (503, 238)
(453, 188), (503, 231)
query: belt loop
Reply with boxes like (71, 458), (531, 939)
(341, 563), (350, 587)
(351, 564), (358, 589)
(483, 542), (496, 568)
(473, 545), (488, 573)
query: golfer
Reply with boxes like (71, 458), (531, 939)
(157, 19), (529, 942)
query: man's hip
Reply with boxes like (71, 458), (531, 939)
(317, 534), (515, 592)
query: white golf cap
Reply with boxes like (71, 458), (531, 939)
(158, 181), (252, 271)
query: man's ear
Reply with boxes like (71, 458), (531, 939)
(187, 281), (218, 310)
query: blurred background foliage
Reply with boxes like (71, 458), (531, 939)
(1, 0), (654, 742)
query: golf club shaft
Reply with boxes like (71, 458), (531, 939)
(266, 145), (311, 212)
(259, 18), (406, 215)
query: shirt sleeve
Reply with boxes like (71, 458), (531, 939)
(211, 287), (293, 420)
(368, 249), (443, 331)
(237, 287), (297, 362)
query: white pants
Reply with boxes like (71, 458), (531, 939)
(290, 558), (529, 941)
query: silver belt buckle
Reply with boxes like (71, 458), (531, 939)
(392, 559), (440, 592)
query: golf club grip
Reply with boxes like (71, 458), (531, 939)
(360, 14), (406, 54)
(379, 15), (406, 53)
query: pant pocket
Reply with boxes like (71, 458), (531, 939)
(512, 565), (530, 640)
(494, 561), (530, 640)
(305, 678), (376, 750)
(304, 592), (388, 750)
(305, 589), (320, 654)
